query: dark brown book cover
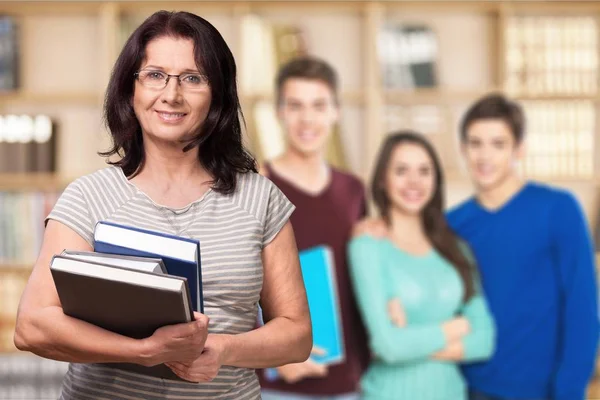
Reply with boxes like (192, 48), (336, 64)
(51, 258), (194, 381)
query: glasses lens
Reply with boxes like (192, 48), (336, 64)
(138, 71), (166, 87)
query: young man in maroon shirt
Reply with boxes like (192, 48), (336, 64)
(258, 57), (369, 400)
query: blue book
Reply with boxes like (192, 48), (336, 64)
(93, 221), (203, 313)
(265, 245), (344, 381)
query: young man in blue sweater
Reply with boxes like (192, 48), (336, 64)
(447, 93), (599, 400)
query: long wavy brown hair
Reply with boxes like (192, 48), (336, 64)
(101, 11), (256, 195)
(371, 131), (475, 301)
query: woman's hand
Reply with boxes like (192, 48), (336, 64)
(165, 333), (229, 383)
(441, 316), (471, 342)
(352, 217), (388, 239)
(141, 312), (209, 367)
(388, 298), (407, 327)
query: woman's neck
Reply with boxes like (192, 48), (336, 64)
(128, 140), (213, 208)
(388, 207), (431, 255)
(136, 138), (209, 184)
(388, 208), (424, 239)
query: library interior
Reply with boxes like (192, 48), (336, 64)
(1, 1), (600, 399)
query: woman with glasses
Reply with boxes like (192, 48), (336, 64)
(348, 132), (495, 400)
(14, 11), (311, 400)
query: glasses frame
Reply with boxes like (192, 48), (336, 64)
(134, 69), (209, 91)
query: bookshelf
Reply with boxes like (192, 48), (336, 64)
(0, 5), (598, 392)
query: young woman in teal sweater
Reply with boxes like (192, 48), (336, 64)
(348, 132), (495, 400)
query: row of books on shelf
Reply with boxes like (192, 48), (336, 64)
(239, 15), (438, 94)
(0, 114), (55, 173)
(0, 191), (58, 266)
(522, 100), (594, 177)
(0, 354), (67, 400)
(505, 16), (598, 95)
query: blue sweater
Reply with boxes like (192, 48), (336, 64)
(447, 182), (599, 400)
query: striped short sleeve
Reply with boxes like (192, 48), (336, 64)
(262, 180), (295, 247)
(46, 180), (94, 246)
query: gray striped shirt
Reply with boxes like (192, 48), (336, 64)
(46, 166), (295, 400)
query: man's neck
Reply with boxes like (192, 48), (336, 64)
(278, 148), (326, 174)
(476, 174), (525, 211)
(270, 148), (330, 194)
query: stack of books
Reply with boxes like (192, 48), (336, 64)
(51, 221), (203, 381)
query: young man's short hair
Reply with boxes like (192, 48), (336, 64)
(460, 93), (525, 144)
(275, 56), (339, 105)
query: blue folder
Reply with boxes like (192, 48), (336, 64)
(265, 245), (344, 380)
(93, 221), (203, 313)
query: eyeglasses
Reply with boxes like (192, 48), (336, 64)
(134, 70), (209, 91)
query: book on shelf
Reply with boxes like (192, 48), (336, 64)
(0, 353), (68, 400)
(240, 15), (306, 96)
(93, 221), (204, 313)
(265, 245), (344, 381)
(50, 253), (194, 381)
(378, 23), (438, 89)
(0, 16), (18, 91)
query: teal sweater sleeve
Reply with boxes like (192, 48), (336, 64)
(348, 235), (447, 364)
(458, 243), (496, 362)
(460, 295), (495, 362)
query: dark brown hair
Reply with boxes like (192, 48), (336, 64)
(275, 56), (339, 105)
(371, 131), (475, 300)
(101, 11), (256, 194)
(460, 93), (525, 144)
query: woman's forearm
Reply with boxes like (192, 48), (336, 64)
(14, 306), (150, 365)
(219, 315), (311, 369)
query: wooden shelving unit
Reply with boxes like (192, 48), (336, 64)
(0, 91), (102, 106)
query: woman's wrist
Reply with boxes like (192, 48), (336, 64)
(137, 336), (160, 367)
(211, 333), (233, 366)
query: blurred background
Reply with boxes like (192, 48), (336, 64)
(1, 0), (600, 398)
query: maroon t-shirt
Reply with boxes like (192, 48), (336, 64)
(258, 164), (370, 395)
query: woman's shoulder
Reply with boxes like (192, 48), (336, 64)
(67, 166), (126, 189)
(349, 234), (386, 252)
(233, 171), (279, 195)
(61, 166), (134, 206)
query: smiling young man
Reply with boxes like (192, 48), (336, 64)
(258, 57), (369, 400)
(447, 94), (599, 400)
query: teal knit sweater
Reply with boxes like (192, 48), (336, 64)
(348, 235), (495, 400)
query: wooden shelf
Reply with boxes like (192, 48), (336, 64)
(0, 2), (102, 16)
(0, 316), (16, 325)
(384, 87), (501, 105)
(0, 265), (33, 275)
(0, 91), (102, 106)
(0, 173), (69, 191)
(511, 92), (600, 101)
(243, 90), (364, 106)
